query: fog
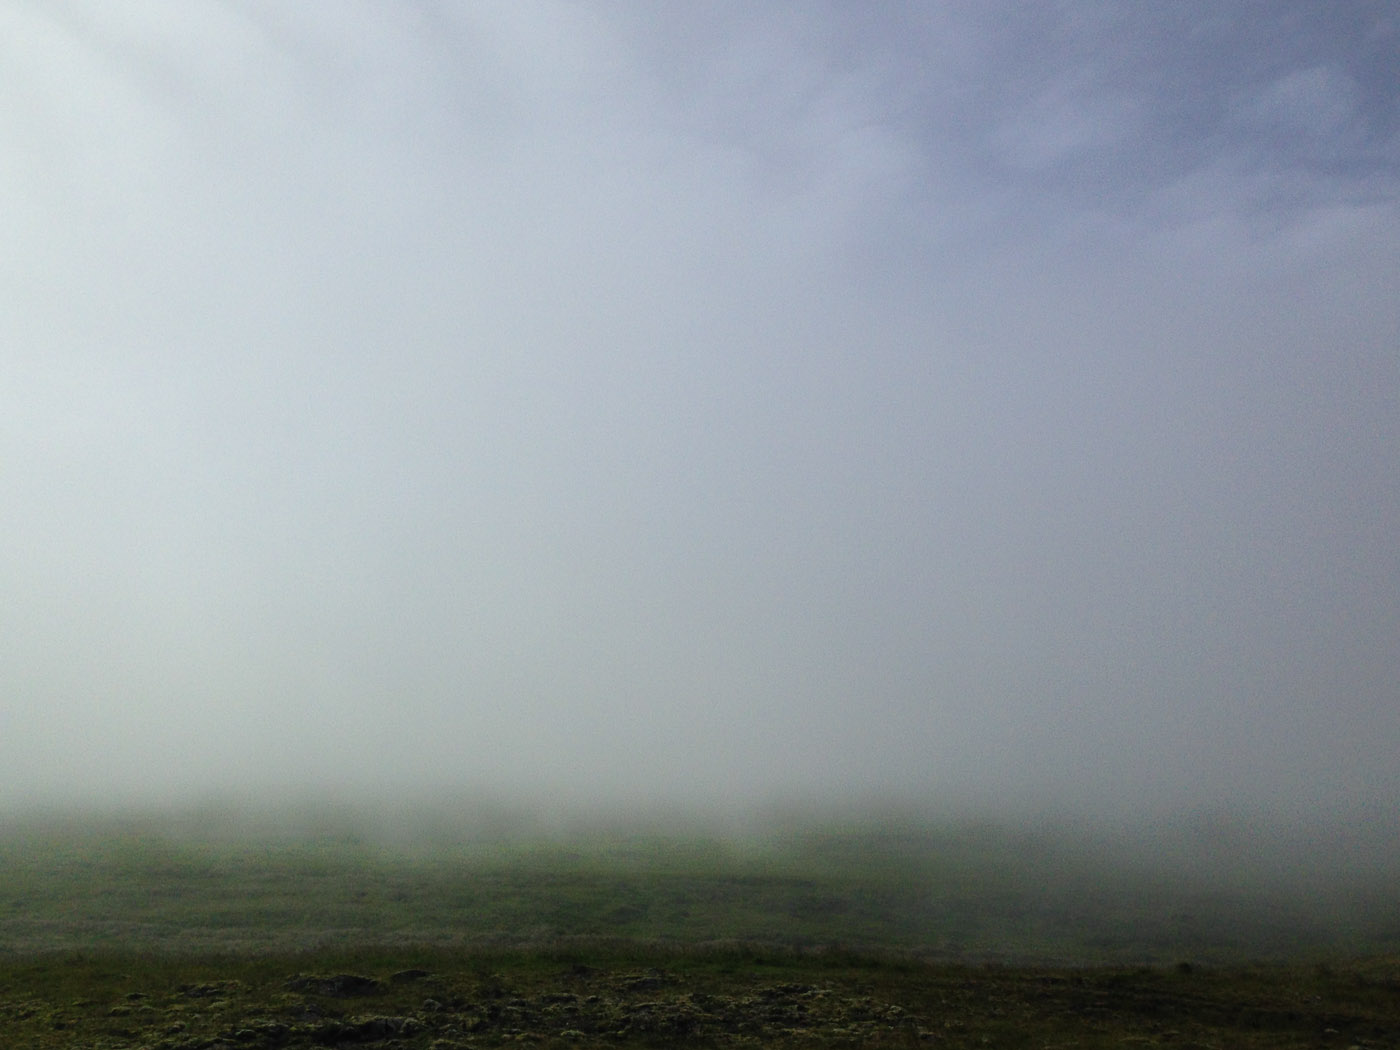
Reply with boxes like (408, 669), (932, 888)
(2, 3), (1397, 834)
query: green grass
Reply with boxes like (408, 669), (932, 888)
(1, 807), (1396, 963)
(1, 806), (1397, 1046)
(2, 945), (1398, 1048)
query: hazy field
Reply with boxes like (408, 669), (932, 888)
(2, 801), (1397, 1047)
(3, 800), (1397, 963)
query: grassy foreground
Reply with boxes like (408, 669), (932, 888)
(1, 806), (1397, 1047)
(3, 946), (1399, 1048)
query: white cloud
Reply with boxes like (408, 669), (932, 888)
(1232, 65), (1363, 157)
(1, 1), (1396, 817)
(988, 79), (1141, 170)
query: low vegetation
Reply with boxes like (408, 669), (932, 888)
(1, 805), (1397, 1047)
(4, 946), (1399, 1048)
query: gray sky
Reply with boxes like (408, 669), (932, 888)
(2, 1), (1397, 821)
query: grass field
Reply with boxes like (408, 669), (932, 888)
(2, 803), (1397, 1047)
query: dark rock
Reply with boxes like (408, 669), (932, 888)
(285, 973), (383, 997)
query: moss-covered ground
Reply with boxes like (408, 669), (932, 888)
(3, 946), (1399, 1048)
(2, 808), (1397, 1047)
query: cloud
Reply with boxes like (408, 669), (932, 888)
(0, 1), (1396, 819)
(1238, 65), (1360, 139)
(986, 78), (1142, 171)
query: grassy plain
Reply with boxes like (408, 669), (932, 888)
(1, 804), (1397, 1047)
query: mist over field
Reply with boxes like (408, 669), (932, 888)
(2, 2), (1397, 844)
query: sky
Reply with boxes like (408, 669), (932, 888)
(2, 1), (1397, 823)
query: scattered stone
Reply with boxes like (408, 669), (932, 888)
(285, 973), (383, 997)
(619, 968), (674, 991)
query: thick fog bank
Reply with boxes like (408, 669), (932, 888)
(4, 2), (1398, 856)
(3, 792), (1395, 895)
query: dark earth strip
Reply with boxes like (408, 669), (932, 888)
(2, 949), (1398, 1049)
